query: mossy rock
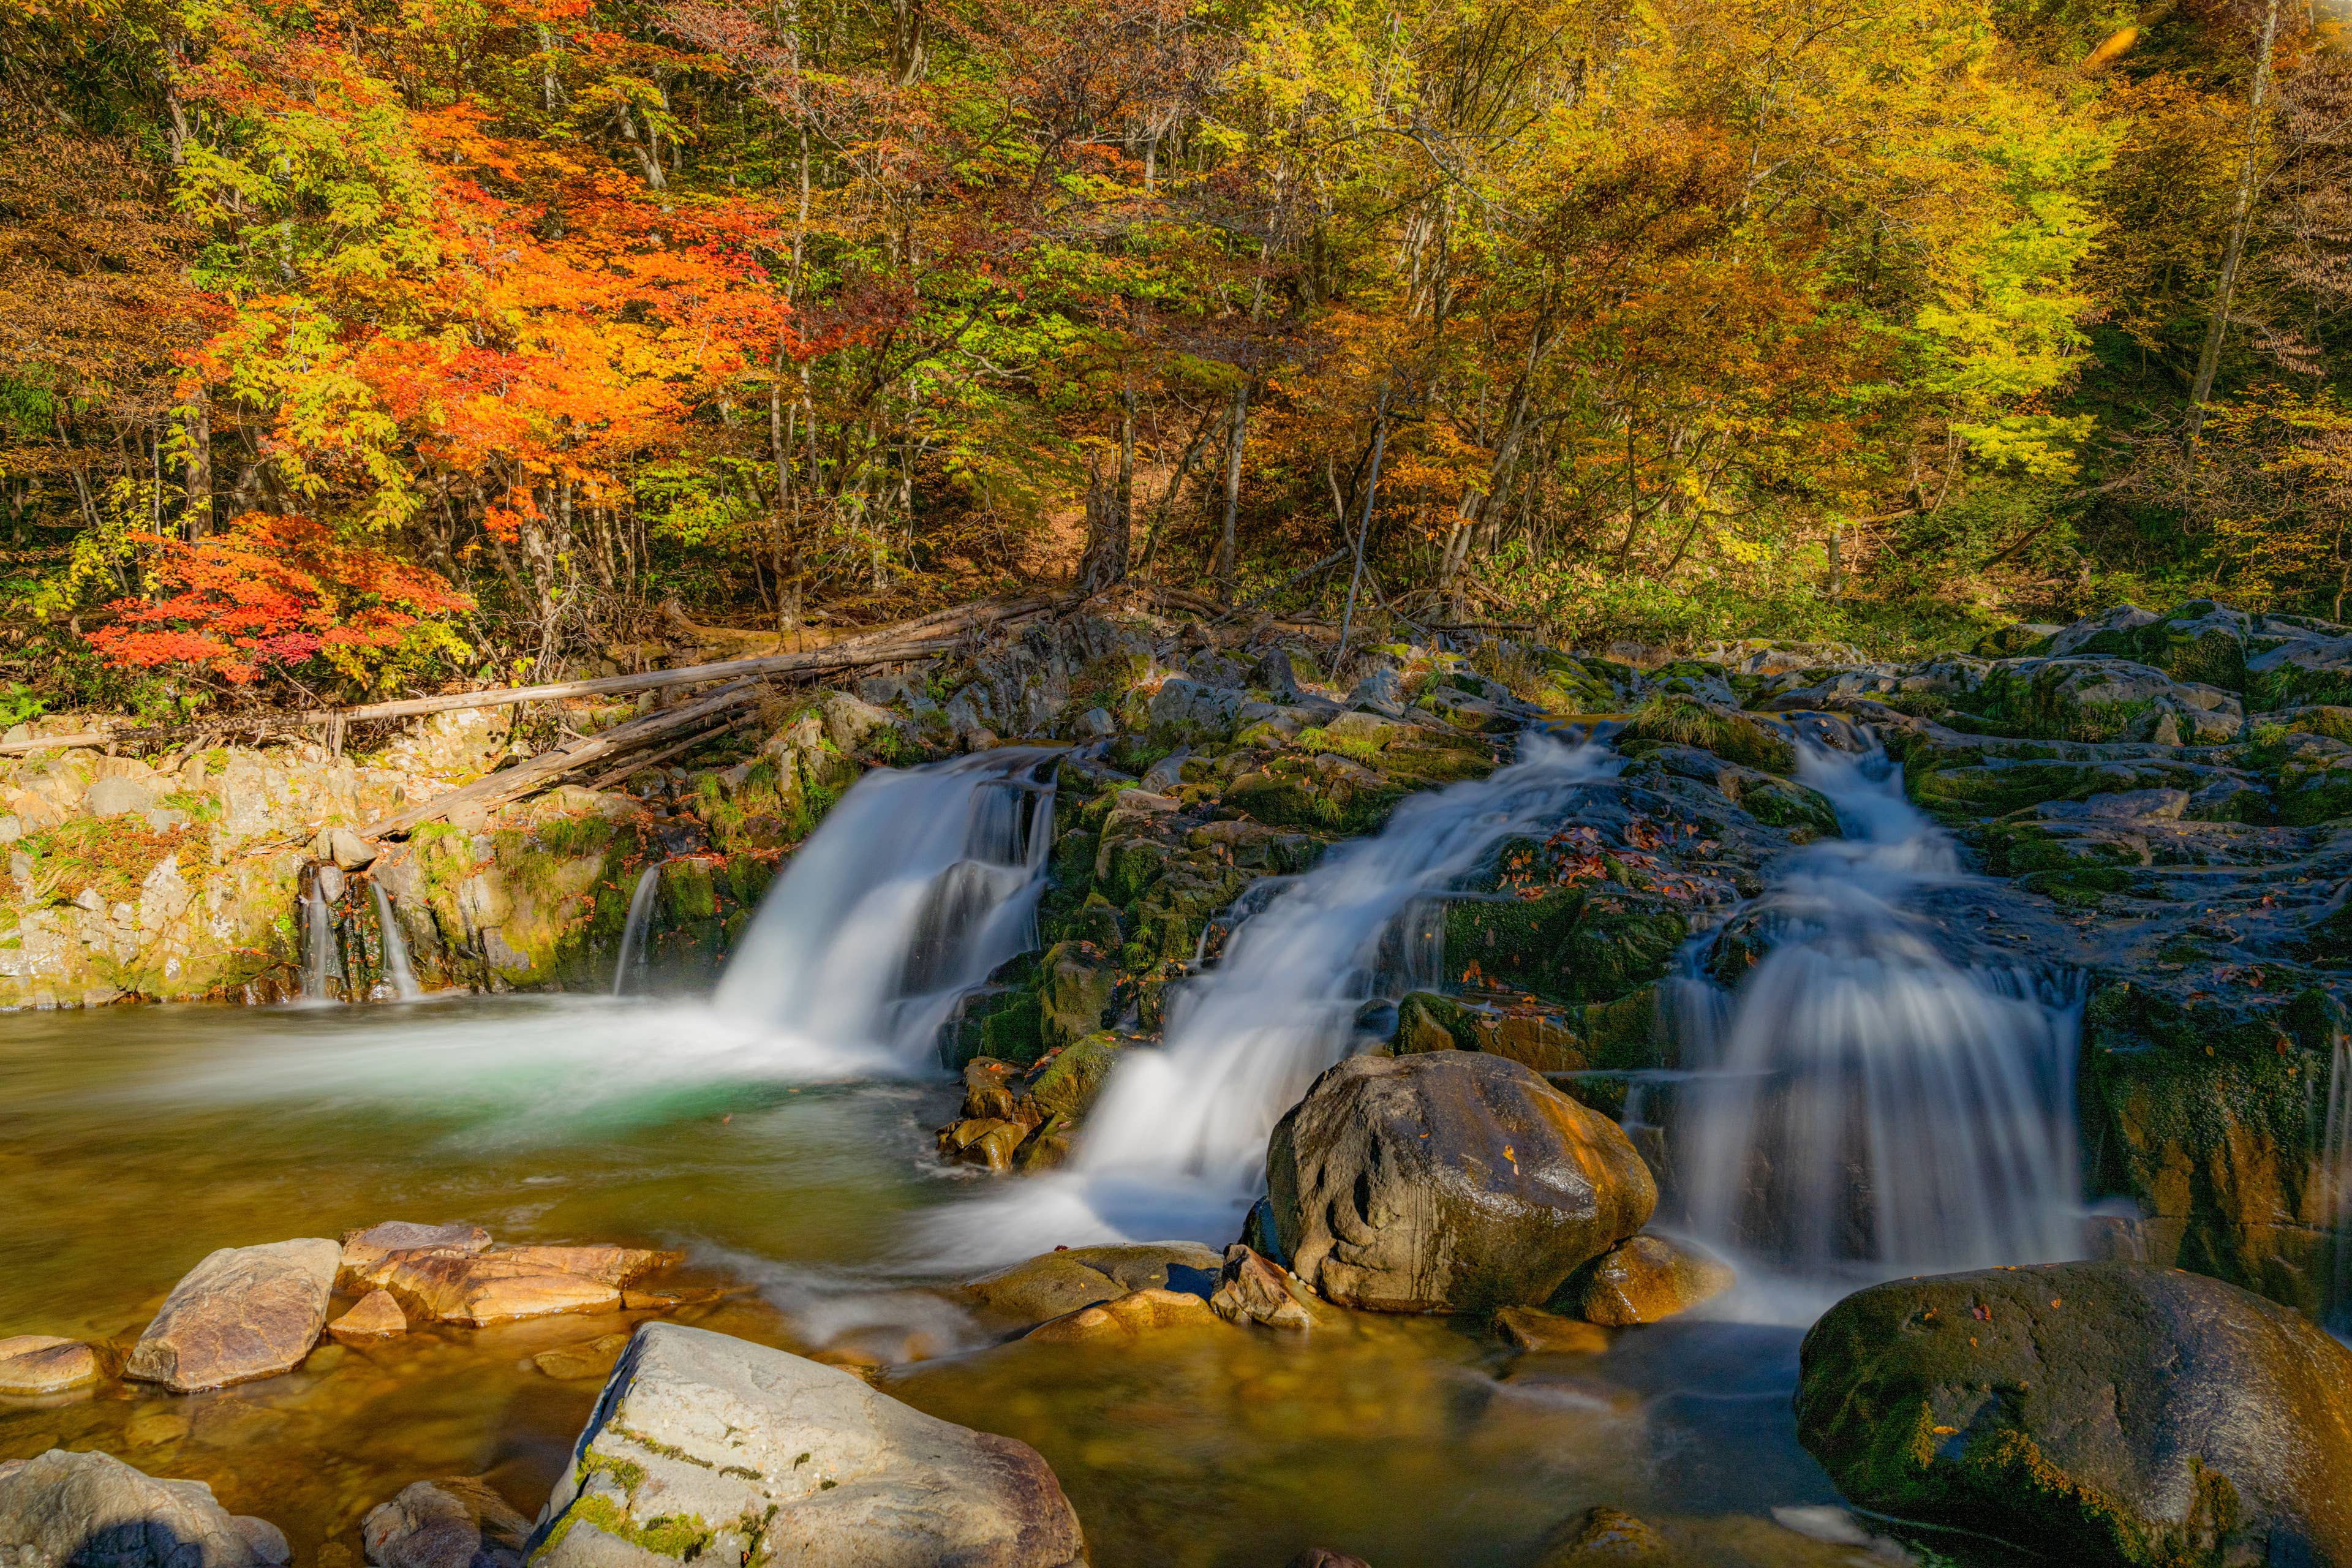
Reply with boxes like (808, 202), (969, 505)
(1444, 887), (1686, 1006)
(1025, 1033), (1127, 1123)
(1623, 695), (1794, 775)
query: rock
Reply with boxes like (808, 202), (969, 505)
(341, 1221), (492, 1287)
(1139, 747), (1189, 793)
(375, 1246), (675, 1325)
(1257, 649), (1303, 701)
(0, 815), (18, 844)
(1287, 1552), (1370, 1568)
(1795, 1261), (2352, 1566)
(1023, 1033), (1125, 1123)
(328, 1290), (407, 1340)
(533, 1322), (1087, 1568)
(313, 826), (378, 870)
(963, 1243), (1223, 1325)
(1036, 942), (1118, 1052)
(0, 1336), (100, 1395)
(361, 1476), (530, 1568)
(1147, 677), (1242, 745)
(0, 1448), (285, 1567)
(1072, 707), (1117, 739)
(1570, 1235), (1733, 1326)
(820, 690), (899, 753)
(2034, 788), (2188, 821)
(2049, 603), (2162, 657)
(940, 1117), (1027, 1170)
(85, 775), (161, 818)
(1533, 1506), (1675, 1567)
(532, 1332), (635, 1381)
(1023, 1287), (1217, 1342)
(1266, 1052), (1656, 1313)
(1208, 1245), (1313, 1331)
(124, 1238), (340, 1392)
(1346, 666), (1405, 717)
(1491, 1306), (1609, 1355)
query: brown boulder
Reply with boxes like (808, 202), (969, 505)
(1208, 1245), (1313, 1331)
(964, 1243), (1221, 1327)
(124, 1239), (339, 1392)
(374, 1245), (677, 1326)
(1267, 1052), (1656, 1313)
(1023, 1288), (1216, 1343)
(361, 1475), (530, 1568)
(1571, 1235), (1733, 1326)
(1492, 1307), (1609, 1355)
(0, 1336), (100, 1396)
(339, 1222), (490, 1289)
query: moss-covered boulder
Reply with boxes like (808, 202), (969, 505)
(1036, 941), (1119, 1051)
(1265, 1052), (1656, 1314)
(1623, 695), (1794, 775)
(1795, 1261), (2352, 1567)
(1962, 658), (2244, 745)
(1442, 884), (1686, 1006)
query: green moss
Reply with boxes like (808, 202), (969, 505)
(1624, 694), (1795, 775)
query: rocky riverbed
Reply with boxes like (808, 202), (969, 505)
(7, 594), (2352, 1564)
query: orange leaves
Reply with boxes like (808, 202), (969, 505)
(90, 514), (472, 687)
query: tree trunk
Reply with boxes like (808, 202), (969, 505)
(2187, 0), (2282, 441)
(1215, 385), (1250, 603)
(181, 395), (211, 538)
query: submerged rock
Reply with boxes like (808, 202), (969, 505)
(1267, 1052), (1656, 1313)
(533, 1323), (1087, 1568)
(1491, 1307), (1608, 1355)
(532, 1332), (633, 1381)
(327, 1290), (407, 1341)
(362, 1476), (530, 1568)
(0, 1449), (287, 1567)
(1533, 1506), (1675, 1567)
(0, 1335), (100, 1395)
(124, 1238), (340, 1392)
(963, 1243), (1221, 1326)
(1569, 1235), (1733, 1326)
(1795, 1261), (2352, 1566)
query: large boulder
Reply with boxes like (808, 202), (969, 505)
(124, 1238), (340, 1392)
(1265, 1052), (1656, 1313)
(1795, 1261), (2352, 1567)
(1147, 677), (1242, 745)
(532, 1323), (1087, 1568)
(0, 1449), (288, 1568)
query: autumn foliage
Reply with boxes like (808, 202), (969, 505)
(90, 515), (472, 688)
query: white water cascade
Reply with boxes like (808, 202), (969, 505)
(369, 881), (423, 1001)
(2322, 1033), (2352, 1334)
(1674, 744), (2083, 1303)
(297, 867), (340, 1003)
(611, 865), (663, 996)
(714, 747), (1060, 1068)
(927, 735), (1619, 1262)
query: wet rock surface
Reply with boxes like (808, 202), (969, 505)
(533, 1323), (1087, 1568)
(1267, 1052), (1656, 1313)
(361, 1477), (529, 1568)
(1796, 1261), (2352, 1567)
(0, 1338), (99, 1396)
(124, 1239), (340, 1393)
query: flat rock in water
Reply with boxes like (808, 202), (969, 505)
(1796, 1261), (2352, 1566)
(328, 1290), (407, 1340)
(532, 1322), (1087, 1568)
(532, 1332), (633, 1381)
(1023, 1288), (1218, 1343)
(1492, 1307), (1608, 1355)
(963, 1243), (1222, 1326)
(124, 1238), (339, 1392)
(0, 1335), (100, 1395)
(376, 1246), (676, 1325)
(1267, 1053), (1656, 1313)
(340, 1222), (491, 1287)
(0, 1448), (287, 1567)
(362, 1476), (529, 1568)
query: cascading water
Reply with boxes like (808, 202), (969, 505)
(1673, 743), (2084, 1302)
(928, 736), (1619, 1261)
(714, 747), (1059, 1069)
(368, 881), (423, 1001)
(2322, 1032), (2352, 1333)
(297, 866), (341, 1003)
(611, 865), (663, 996)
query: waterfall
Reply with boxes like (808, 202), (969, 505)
(713, 747), (1060, 1068)
(925, 735), (1619, 1259)
(1674, 744), (2083, 1298)
(2324, 1033), (2352, 1333)
(612, 865), (663, 996)
(297, 866), (341, 1004)
(369, 881), (423, 1001)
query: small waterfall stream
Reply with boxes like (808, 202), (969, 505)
(931, 736), (1620, 1259)
(368, 881), (423, 1001)
(2323, 1033), (2352, 1333)
(612, 865), (663, 996)
(297, 865), (341, 1003)
(1673, 744), (2084, 1302)
(714, 747), (1060, 1068)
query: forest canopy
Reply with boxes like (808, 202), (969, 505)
(2, 0), (2347, 712)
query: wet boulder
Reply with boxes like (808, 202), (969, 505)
(327, 1290), (407, 1340)
(341, 1221), (492, 1288)
(124, 1238), (341, 1392)
(1567, 1234), (1732, 1325)
(1209, 1244), (1316, 1331)
(1023, 1287), (1218, 1343)
(1036, 941), (1119, 1052)
(375, 1244), (677, 1326)
(362, 1477), (530, 1568)
(963, 1242), (1222, 1327)
(533, 1324), (1087, 1568)
(1266, 1052), (1656, 1314)
(0, 1449), (288, 1567)
(1795, 1261), (2352, 1567)
(1148, 677), (1242, 745)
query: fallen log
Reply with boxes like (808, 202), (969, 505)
(583, 713), (760, 793)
